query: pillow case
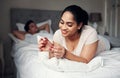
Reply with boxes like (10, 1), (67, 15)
(37, 19), (53, 34)
(96, 35), (110, 55)
(16, 19), (53, 34)
(16, 23), (25, 31)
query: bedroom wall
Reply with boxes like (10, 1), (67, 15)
(107, 0), (120, 38)
(1, 0), (105, 38)
(0, 0), (105, 78)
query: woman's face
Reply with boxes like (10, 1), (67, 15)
(28, 22), (38, 34)
(59, 11), (81, 37)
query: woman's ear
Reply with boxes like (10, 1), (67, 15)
(77, 22), (83, 29)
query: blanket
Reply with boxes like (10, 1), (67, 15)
(12, 33), (120, 78)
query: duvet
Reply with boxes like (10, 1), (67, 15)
(11, 33), (120, 78)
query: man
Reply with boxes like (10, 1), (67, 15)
(12, 20), (50, 40)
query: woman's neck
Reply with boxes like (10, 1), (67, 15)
(65, 32), (80, 41)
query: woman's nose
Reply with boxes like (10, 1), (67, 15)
(61, 24), (67, 29)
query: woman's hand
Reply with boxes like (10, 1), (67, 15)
(38, 37), (53, 52)
(39, 39), (66, 59)
(52, 43), (66, 59)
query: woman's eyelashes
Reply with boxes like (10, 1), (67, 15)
(60, 20), (73, 27)
(66, 22), (73, 27)
(60, 20), (64, 24)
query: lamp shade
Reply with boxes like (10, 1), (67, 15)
(89, 13), (102, 22)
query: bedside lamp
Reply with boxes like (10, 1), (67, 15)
(89, 13), (102, 30)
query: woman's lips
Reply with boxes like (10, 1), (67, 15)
(61, 30), (67, 35)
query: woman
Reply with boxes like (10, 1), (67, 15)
(39, 5), (98, 63)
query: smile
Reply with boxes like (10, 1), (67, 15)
(61, 30), (67, 35)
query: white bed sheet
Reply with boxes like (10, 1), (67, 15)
(12, 35), (120, 78)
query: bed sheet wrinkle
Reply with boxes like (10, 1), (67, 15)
(11, 41), (30, 57)
(98, 49), (120, 61)
(42, 56), (103, 72)
(13, 42), (38, 54)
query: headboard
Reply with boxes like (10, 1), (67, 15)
(10, 8), (62, 33)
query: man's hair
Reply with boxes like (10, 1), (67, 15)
(24, 20), (34, 32)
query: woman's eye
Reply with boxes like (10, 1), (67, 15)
(60, 21), (64, 24)
(67, 23), (73, 27)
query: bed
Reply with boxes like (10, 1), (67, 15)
(9, 8), (120, 78)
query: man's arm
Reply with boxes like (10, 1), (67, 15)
(12, 30), (26, 40)
(38, 23), (50, 33)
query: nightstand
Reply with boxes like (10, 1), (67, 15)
(0, 40), (4, 78)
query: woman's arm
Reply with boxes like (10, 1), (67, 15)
(38, 23), (50, 33)
(64, 41), (98, 63)
(38, 37), (98, 63)
(53, 41), (98, 63)
(12, 30), (26, 40)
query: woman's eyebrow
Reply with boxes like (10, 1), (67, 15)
(60, 18), (74, 24)
(66, 22), (74, 24)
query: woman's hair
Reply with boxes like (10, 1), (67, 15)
(61, 5), (89, 33)
(24, 20), (34, 32)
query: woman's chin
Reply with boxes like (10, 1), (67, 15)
(62, 33), (68, 37)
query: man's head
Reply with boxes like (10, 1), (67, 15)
(24, 20), (39, 34)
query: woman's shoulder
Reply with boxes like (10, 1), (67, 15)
(81, 25), (98, 45)
(53, 29), (64, 44)
(54, 29), (64, 38)
(54, 29), (61, 35)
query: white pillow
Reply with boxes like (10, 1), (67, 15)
(16, 23), (25, 31)
(37, 19), (53, 34)
(96, 35), (110, 55)
(8, 33), (22, 43)
(16, 19), (53, 34)
(103, 35), (120, 48)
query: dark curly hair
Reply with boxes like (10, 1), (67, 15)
(24, 20), (34, 32)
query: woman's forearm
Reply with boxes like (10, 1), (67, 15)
(64, 50), (88, 63)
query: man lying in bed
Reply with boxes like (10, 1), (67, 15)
(12, 20), (50, 40)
